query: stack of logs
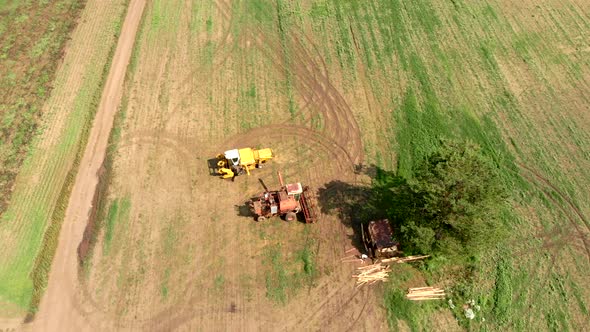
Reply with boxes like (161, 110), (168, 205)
(349, 254), (447, 295)
(352, 263), (390, 287)
(406, 287), (446, 301)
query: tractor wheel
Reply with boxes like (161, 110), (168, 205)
(285, 212), (297, 222)
(257, 216), (266, 222)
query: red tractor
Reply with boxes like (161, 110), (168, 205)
(249, 172), (316, 223)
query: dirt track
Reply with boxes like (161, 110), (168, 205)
(31, 0), (146, 330)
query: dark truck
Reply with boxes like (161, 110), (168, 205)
(361, 219), (400, 259)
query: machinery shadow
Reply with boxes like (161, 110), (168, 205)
(235, 202), (254, 218)
(207, 158), (221, 176)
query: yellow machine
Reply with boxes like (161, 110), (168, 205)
(216, 148), (273, 178)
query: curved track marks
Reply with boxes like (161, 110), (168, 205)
(518, 163), (590, 263)
(510, 163), (590, 314)
(64, 1), (369, 329)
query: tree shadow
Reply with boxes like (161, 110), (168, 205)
(317, 180), (376, 253)
(316, 165), (413, 255)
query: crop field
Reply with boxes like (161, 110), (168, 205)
(2, 0), (590, 331)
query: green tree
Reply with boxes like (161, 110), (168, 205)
(377, 139), (508, 260)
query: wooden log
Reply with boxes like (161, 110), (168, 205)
(408, 291), (444, 295)
(357, 263), (383, 270)
(407, 293), (445, 297)
(382, 255), (430, 264)
(408, 289), (444, 293)
(409, 286), (435, 290)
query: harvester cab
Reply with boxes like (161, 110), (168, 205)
(224, 149), (241, 166)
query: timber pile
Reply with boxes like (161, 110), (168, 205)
(406, 287), (446, 301)
(353, 263), (390, 287)
(381, 255), (430, 264)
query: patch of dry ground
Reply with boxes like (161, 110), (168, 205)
(77, 1), (388, 330)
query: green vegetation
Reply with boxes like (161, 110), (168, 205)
(375, 139), (508, 260)
(305, 0), (589, 330)
(0, 0), (84, 214)
(103, 197), (131, 253)
(264, 231), (318, 304)
(369, 141), (509, 329)
(0, 0), (129, 313)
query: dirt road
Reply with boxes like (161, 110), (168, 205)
(31, 0), (146, 330)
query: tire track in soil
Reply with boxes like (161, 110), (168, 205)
(253, 17), (374, 321)
(511, 163), (590, 314)
(277, 162), (372, 330)
(173, 0), (236, 96)
(248, 27), (364, 167)
(68, 1), (236, 324)
(205, 3), (364, 170)
(518, 163), (590, 261)
(76, 1), (368, 328)
(118, 10), (372, 331)
(220, 124), (355, 175)
(75, 131), (297, 329)
(74, 132), (201, 329)
(314, 179), (374, 331)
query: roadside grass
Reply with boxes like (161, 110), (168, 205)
(103, 197), (131, 254)
(0, 0), (129, 313)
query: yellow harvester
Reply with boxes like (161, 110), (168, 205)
(216, 148), (273, 179)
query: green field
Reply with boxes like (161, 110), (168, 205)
(304, 1), (590, 329)
(0, 0), (129, 314)
(0, 0), (83, 214)
(0, 0), (589, 330)
(226, 0), (590, 329)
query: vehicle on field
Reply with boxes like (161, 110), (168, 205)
(249, 172), (316, 223)
(361, 219), (400, 258)
(215, 147), (273, 179)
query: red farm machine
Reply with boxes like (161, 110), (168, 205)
(249, 172), (317, 223)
